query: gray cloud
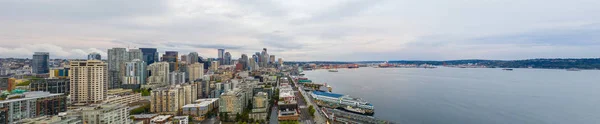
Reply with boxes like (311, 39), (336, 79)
(1, 0), (600, 61)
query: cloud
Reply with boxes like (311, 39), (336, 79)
(0, 0), (600, 61)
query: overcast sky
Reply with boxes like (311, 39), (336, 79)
(0, 0), (599, 61)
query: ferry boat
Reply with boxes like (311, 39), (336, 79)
(567, 68), (581, 71)
(502, 68), (513, 71)
(311, 91), (374, 115)
(328, 69), (338, 72)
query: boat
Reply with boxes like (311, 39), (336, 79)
(567, 68), (581, 71)
(311, 91), (374, 115)
(328, 69), (338, 72)
(344, 106), (366, 114)
(502, 68), (513, 71)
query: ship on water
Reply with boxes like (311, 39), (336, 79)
(311, 91), (374, 115)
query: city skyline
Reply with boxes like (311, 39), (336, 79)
(0, 0), (599, 61)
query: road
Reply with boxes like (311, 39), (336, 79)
(294, 88), (313, 124)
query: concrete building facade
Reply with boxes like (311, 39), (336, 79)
(69, 60), (107, 104)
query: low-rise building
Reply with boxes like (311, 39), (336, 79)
(150, 115), (172, 124)
(80, 103), (130, 124)
(14, 115), (83, 124)
(181, 98), (219, 121)
(173, 116), (189, 124)
(131, 114), (158, 124)
(278, 84), (299, 121)
(29, 78), (70, 94)
(103, 88), (142, 105)
(0, 91), (67, 123)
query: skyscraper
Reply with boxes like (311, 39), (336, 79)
(188, 52), (199, 64)
(162, 51), (178, 72)
(140, 48), (158, 65)
(32, 52), (49, 74)
(123, 59), (146, 86)
(108, 48), (128, 89)
(218, 49), (225, 64)
(88, 52), (101, 60)
(224, 52), (232, 65)
(70, 60), (107, 104)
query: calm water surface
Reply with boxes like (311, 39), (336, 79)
(303, 67), (600, 124)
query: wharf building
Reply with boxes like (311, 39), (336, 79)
(0, 91), (67, 123)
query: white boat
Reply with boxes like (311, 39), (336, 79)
(344, 106), (366, 114)
(328, 69), (338, 72)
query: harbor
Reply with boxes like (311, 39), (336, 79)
(291, 75), (393, 124)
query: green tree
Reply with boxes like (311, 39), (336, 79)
(308, 105), (316, 117)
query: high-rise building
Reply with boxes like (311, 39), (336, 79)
(224, 52), (232, 65)
(88, 52), (101, 60)
(278, 58), (283, 67)
(219, 89), (247, 120)
(123, 59), (146, 86)
(30, 78), (69, 94)
(218, 49), (225, 64)
(249, 57), (256, 71)
(181, 55), (188, 64)
(210, 61), (219, 71)
(0, 91), (67, 123)
(147, 62), (169, 86)
(240, 54), (249, 70)
(188, 52), (199, 64)
(0, 77), (16, 92)
(162, 51), (178, 72)
(151, 85), (194, 114)
(108, 48), (128, 89)
(188, 63), (204, 82)
(32, 52), (50, 74)
(269, 55), (275, 65)
(128, 49), (143, 61)
(140, 48), (158, 65)
(169, 71), (186, 85)
(70, 60), (107, 104)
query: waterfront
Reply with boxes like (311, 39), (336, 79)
(303, 67), (600, 124)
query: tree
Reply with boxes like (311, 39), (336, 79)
(308, 105), (316, 117)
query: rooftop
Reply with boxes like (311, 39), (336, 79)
(151, 115), (172, 122)
(0, 91), (63, 103)
(312, 91), (343, 98)
(131, 114), (158, 119)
